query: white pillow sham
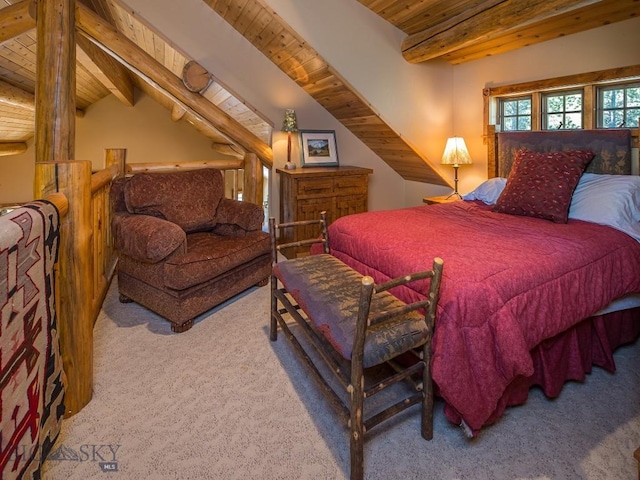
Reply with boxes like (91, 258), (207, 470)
(568, 173), (640, 242)
(461, 177), (506, 205)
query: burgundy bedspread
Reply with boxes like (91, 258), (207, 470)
(321, 201), (640, 434)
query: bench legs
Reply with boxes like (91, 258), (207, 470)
(421, 340), (434, 440)
(269, 274), (278, 341)
(349, 360), (365, 480)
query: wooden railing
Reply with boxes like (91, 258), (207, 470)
(33, 150), (266, 417)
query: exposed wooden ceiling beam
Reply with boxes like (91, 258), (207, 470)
(76, 34), (135, 106)
(441, 0), (640, 64)
(0, 78), (37, 110)
(0, 78), (85, 117)
(205, 0), (447, 185)
(0, 0), (35, 44)
(401, 0), (597, 63)
(0, 142), (27, 156)
(75, 3), (273, 166)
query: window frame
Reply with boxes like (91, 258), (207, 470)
(484, 64), (640, 137)
(541, 89), (584, 130)
(597, 81), (640, 129)
(498, 96), (533, 131)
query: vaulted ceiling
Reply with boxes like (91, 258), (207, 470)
(0, 0), (638, 184)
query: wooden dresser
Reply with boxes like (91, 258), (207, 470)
(277, 166), (373, 257)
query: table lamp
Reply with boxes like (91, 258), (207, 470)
(441, 137), (472, 199)
(282, 109), (298, 170)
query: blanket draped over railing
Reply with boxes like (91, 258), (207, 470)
(0, 200), (65, 480)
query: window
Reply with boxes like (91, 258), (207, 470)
(485, 64), (640, 135)
(542, 90), (582, 129)
(500, 96), (532, 131)
(598, 83), (640, 128)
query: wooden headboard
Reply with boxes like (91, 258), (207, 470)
(488, 127), (634, 178)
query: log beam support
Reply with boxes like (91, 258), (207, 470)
(0, 142), (27, 156)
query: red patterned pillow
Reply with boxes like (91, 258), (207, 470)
(493, 149), (594, 223)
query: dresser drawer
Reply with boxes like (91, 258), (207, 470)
(333, 176), (367, 195)
(297, 177), (333, 197)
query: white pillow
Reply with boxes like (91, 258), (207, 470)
(568, 173), (640, 242)
(462, 177), (507, 205)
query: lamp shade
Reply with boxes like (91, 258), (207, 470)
(281, 109), (298, 133)
(441, 137), (472, 166)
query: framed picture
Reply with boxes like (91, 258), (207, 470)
(299, 130), (339, 167)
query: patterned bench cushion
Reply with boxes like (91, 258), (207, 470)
(273, 254), (429, 368)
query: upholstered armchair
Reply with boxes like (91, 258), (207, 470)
(110, 168), (271, 332)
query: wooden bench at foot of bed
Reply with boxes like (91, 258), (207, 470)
(268, 212), (444, 480)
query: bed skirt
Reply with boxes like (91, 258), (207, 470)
(442, 307), (640, 432)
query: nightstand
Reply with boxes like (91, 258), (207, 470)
(423, 195), (460, 205)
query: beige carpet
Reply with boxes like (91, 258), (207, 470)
(42, 279), (640, 479)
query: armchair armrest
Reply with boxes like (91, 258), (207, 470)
(112, 213), (186, 263)
(214, 198), (264, 234)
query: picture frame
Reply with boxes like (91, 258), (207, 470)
(299, 130), (339, 167)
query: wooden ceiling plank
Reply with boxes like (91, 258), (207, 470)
(223, 0), (251, 25)
(76, 3), (272, 166)
(253, 18), (285, 51)
(76, 34), (134, 106)
(242, 8), (273, 43)
(231, 0), (263, 35)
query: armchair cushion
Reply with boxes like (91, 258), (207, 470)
(113, 213), (186, 263)
(213, 198), (265, 235)
(164, 230), (270, 290)
(124, 169), (224, 233)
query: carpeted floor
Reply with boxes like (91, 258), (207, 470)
(42, 279), (640, 479)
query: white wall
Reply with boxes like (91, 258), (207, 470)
(452, 17), (640, 193)
(120, 0), (454, 213)
(0, 92), (225, 204)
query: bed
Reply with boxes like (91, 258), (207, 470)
(316, 128), (640, 437)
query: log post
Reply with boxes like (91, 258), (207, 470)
(105, 148), (127, 177)
(35, 0), (76, 164)
(243, 153), (263, 206)
(35, 161), (94, 417)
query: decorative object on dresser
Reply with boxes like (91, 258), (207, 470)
(277, 166), (372, 258)
(299, 129), (339, 167)
(281, 109), (298, 170)
(441, 136), (472, 199)
(111, 168), (271, 332)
